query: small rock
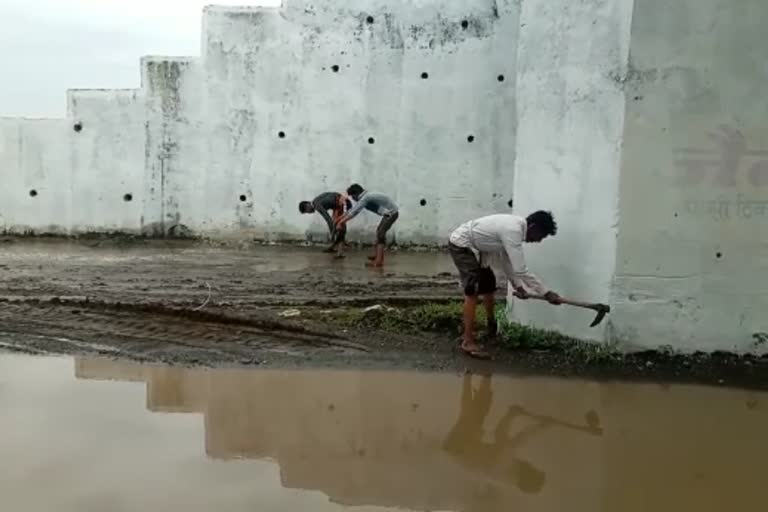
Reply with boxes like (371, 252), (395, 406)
(278, 309), (301, 318)
(364, 305), (384, 313)
(645, 361), (654, 368)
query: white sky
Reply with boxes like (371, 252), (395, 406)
(0, 0), (281, 118)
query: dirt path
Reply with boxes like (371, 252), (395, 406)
(2, 237), (766, 388)
(0, 238), (476, 371)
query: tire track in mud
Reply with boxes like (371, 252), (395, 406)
(0, 242), (466, 367)
(0, 298), (370, 365)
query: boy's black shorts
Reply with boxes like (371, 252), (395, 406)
(448, 242), (496, 296)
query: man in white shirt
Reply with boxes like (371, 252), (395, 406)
(448, 211), (562, 359)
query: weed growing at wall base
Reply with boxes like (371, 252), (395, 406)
(328, 300), (608, 356)
(311, 301), (765, 387)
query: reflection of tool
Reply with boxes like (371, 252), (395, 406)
(517, 292), (611, 327)
(511, 405), (603, 435)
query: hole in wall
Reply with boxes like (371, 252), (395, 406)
(278, 131), (286, 138)
(73, 122), (83, 132)
(367, 137), (375, 144)
(331, 65), (340, 73)
(467, 135), (475, 143)
(461, 20), (469, 29)
(421, 72), (429, 79)
(239, 194), (247, 202)
(366, 15), (374, 24)
(419, 198), (427, 206)
(123, 193), (133, 202)
(29, 189), (38, 197)
(507, 199), (514, 208)
(497, 74), (505, 82)
(716, 251), (722, 259)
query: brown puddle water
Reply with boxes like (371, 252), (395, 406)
(1, 354), (766, 512)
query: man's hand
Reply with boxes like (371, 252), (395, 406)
(513, 288), (529, 300)
(544, 291), (563, 305)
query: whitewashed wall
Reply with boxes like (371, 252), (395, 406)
(1, 0), (521, 243)
(507, 0), (634, 343)
(609, 0), (768, 352)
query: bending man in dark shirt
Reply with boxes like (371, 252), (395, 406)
(299, 191), (351, 258)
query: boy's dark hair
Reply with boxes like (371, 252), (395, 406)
(298, 201), (312, 213)
(347, 183), (364, 196)
(526, 210), (557, 236)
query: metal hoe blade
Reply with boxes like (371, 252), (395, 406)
(589, 304), (611, 327)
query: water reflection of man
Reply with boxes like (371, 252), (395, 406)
(442, 374), (548, 494)
(442, 374), (603, 497)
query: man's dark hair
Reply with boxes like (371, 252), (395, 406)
(298, 201), (312, 213)
(347, 183), (364, 196)
(526, 210), (557, 236)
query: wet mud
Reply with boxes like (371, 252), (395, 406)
(1, 238), (766, 388)
(0, 239), (464, 371)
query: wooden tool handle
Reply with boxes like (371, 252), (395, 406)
(523, 294), (598, 310)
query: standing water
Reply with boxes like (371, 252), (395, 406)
(0, 353), (766, 511)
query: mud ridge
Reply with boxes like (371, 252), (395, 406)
(0, 296), (367, 349)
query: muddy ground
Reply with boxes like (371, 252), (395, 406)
(1, 236), (766, 389)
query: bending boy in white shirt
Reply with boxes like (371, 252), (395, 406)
(448, 211), (562, 359)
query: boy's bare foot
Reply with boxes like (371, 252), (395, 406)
(459, 342), (490, 360)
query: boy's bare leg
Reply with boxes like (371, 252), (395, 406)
(366, 244), (385, 267)
(461, 295), (485, 353)
(333, 229), (346, 259)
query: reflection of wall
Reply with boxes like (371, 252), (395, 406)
(74, 357), (768, 512)
(75, 359), (605, 512)
(612, 0), (768, 351)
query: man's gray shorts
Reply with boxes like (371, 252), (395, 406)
(448, 242), (496, 296)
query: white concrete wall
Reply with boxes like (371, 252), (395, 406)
(68, 89), (145, 232)
(0, 91), (144, 235)
(610, 0), (768, 353)
(507, 0), (634, 342)
(197, 1), (520, 243)
(0, 118), (72, 233)
(1, 0), (520, 242)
